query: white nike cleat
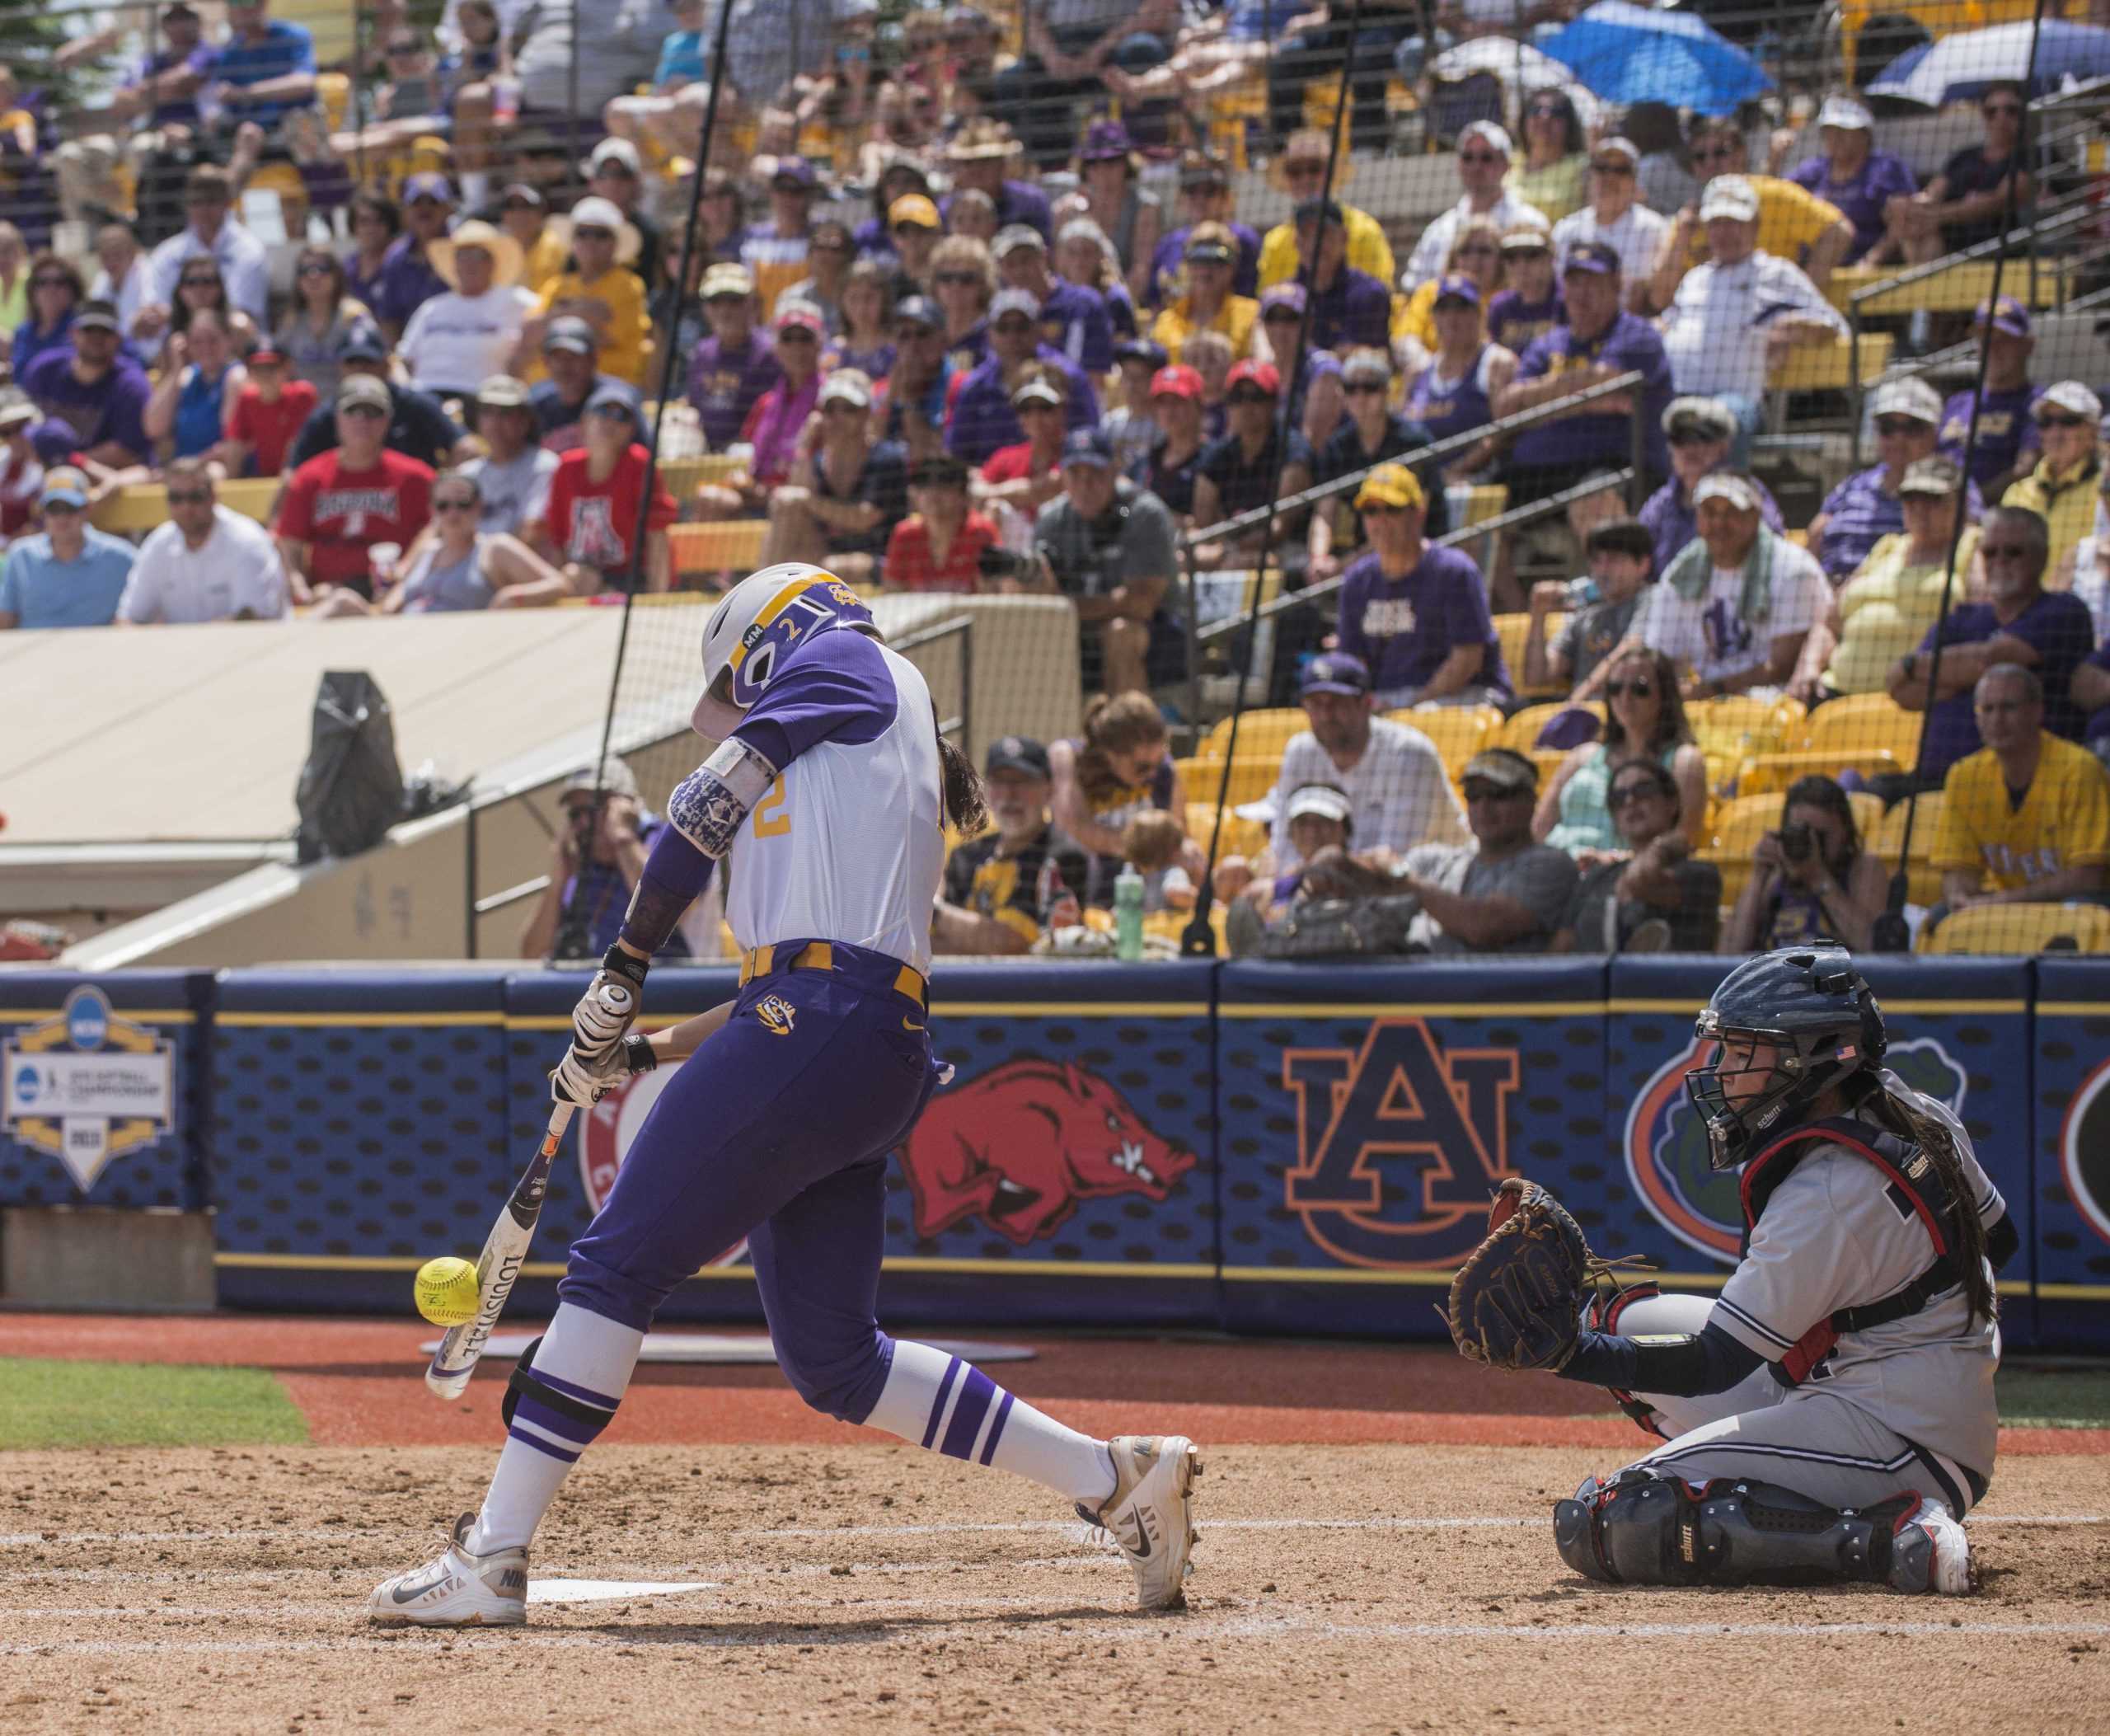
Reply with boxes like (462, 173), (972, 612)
(1889, 1497), (1972, 1595)
(369, 1512), (529, 1626)
(1079, 1434), (1202, 1612)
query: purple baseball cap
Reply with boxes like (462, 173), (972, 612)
(1563, 240), (1620, 276)
(1433, 272), (1481, 307)
(1260, 283), (1307, 317)
(402, 171), (455, 204)
(1976, 295), (2032, 338)
(1081, 120), (1133, 162)
(1301, 652), (1371, 697)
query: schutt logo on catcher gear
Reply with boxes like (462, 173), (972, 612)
(1281, 1017), (1518, 1268)
(900, 1059), (1196, 1245)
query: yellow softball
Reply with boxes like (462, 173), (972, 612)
(414, 1256), (482, 1328)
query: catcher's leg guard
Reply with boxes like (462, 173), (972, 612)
(1554, 1469), (1929, 1588)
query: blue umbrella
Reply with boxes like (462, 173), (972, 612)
(1868, 20), (2110, 106)
(1539, 1), (1773, 117)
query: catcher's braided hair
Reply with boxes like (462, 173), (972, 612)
(1850, 1074), (1995, 1327)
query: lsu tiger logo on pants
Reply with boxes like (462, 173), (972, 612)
(1281, 1017), (1517, 1268)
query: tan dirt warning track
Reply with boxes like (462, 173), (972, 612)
(1, 1445), (2108, 1735)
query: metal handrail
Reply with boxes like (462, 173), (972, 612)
(890, 614), (974, 744)
(1179, 370), (1647, 551)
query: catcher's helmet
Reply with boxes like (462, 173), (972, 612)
(1684, 942), (1886, 1171)
(692, 563), (878, 737)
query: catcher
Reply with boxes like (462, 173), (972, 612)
(1448, 943), (2018, 1594)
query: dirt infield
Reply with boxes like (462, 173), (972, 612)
(2, 1316), (2108, 1733)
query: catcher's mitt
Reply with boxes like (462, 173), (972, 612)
(1446, 1179), (1602, 1372)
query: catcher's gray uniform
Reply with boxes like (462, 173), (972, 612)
(1611, 1072), (2004, 1513)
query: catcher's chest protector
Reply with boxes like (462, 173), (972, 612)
(1737, 1117), (1964, 1386)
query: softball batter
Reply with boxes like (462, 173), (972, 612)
(372, 565), (1199, 1626)
(1462, 944), (2014, 1593)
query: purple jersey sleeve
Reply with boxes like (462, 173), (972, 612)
(730, 626), (900, 773)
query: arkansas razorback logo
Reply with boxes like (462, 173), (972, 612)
(901, 1058), (1196, 1245)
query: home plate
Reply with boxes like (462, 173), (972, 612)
(418, 1332), (1036, 1365)
(528, 1579), (721, 1606)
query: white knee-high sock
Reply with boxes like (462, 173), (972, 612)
(862, 1338), (1117, 1508)
(468, 1303), (644, 1553)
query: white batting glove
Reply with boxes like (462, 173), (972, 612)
(569, 958), (642, 1067)
(550, 1043), (621, 1108)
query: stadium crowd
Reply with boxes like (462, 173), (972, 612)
(4, 0), (2109, 959)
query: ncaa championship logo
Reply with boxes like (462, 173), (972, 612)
(1626, 1035), (1970, 1263)
(1281, 1017), (1517, 1267)
(579, 1067), (748, 1266)
(1, 986), (176, 1193)
(2059, 1055), (2110, 1248)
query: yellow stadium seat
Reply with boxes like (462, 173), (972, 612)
(1387, 705), (1500, 779)
(1185, 757), (1282, 807)
(1527, 748), (1569, 791)
(1199, 706), (1308, 765)
(1688, 695), (1804, 772)
(1187, 802), (1268, 860)
(1876, 791), (1945, 906)
(1502, 700), (1603, 753)
(1493, 611), (1570, 697)
(246, 159), (309, 232)
(655, 453), (743, 500)
(1736, 748), (1901, 798)
(1700, 791), (1783, 912)
(1769, 332), (1892, 394)
(668, 519), (767, 578)
(316, 71), (351, 132)
(1794, 692), (1925, 767)
(1845, 790), (1887, 843)
(1459, 485), (1509, 528)
(1919, 901), (2110, 955)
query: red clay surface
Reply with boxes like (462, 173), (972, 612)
(2, 1311), (2103, 1456)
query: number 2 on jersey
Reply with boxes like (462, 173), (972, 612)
(753, 776), (790, 838)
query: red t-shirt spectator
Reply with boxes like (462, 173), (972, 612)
(883, 509), (1001, 593)
(227, 379), (320, 477)
(0, 445), (43, 538)
(544, 443), (678, 582)
(276, 447), (436, 595)
(979, 442), (1061, 488)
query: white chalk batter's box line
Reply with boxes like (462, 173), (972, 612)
(2, 1513), (2103, 1550)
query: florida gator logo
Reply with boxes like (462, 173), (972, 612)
(2060, 1054), (2110, 1248)
(1626, 1034), (1969, 1263)
(901, 1058), (1197, 1245)
(1281, 1017), (1518, 1267)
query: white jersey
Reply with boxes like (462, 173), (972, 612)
(721, 629), (945, 975)
(1709, 1072), (2005, 1480)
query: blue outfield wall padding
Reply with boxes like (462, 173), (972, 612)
(209, 969), (513, 1313)
(2028, 958), (2110, 1347)
(0, 969), (213, 1212)
(1608, 954), (2038, 1349)
(502, 961), (1222, 1329)
(1214, 957), (1610, 1336)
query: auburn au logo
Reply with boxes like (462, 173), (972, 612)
(1282, 1017), (1518, 1266)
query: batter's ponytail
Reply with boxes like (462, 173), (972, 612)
(937, 729), (987, 838)
(1855, 1077), (1997, 1327)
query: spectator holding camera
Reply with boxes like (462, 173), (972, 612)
(1722, 773), (1889, 953)
(935, 735), (1091, 955)
(1553, 758), (1721, 954)
(884, 453), (1004, 593)
(521, 760), (702, 964)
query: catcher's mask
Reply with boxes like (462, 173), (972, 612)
(1684, 943), (1885, 1171)
(692, 562), (879, 738)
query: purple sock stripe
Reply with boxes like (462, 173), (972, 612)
(940, 1366), (996, 1462)
(530, 1368), (621, 1412)
(513, 1395), (608, 1447)
(507, 1425), (580, 1464)
(976, 1390), (1015, 1466)
(920, 1357), (963, 1449)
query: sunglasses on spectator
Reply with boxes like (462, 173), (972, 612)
(1984, 101), (2022, 116)
(1457, 150), (1504, 166)
(1606, 677), (1655, 698)
(387, 40), (422, 54)
(1344, 380), (1386, 395)
(32, 274), (70, 289)
(777, 327), (817, 344)
(1284, 162), (1325, 180)
(895, 322), (937, 339)
(1667, 429), (1720, 448)
(1461, 780), (1525, 802)
(1875, 416), (1929, 437)
(1981, 542), (2033, 561)
(298, 261), (335, 277)
(1591, 161), (1634, 176)
(574, 226), (615, 242)
(342, 404), (388, 420)
(1692, 141), (1741, 162)
(810, 239), (851, 254)
(1262, 308), (1301, 324)
(181, 274), (219, 288)
(1610, 779), (1666, 808)
(934, 270), (981, 285)
(2037, 411), (2088, 429)
(822, 401), (862, 415)
(1454, 242), (1497, 256)
(1507, 246), (1550, 261)
(1228, 388), (1273, 405)
(1528, 104), (1564, 119)
(165, 489), (212, 505)
(993, 317), (1034, 334)
(705, 293), (747, 306)
(1016, 400), (1061, 415)
(435, 495), (478, 512)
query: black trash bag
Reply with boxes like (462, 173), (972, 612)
(293, 670), (406, 863)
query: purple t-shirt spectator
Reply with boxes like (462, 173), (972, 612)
(1040, 279), (1114, 374)
(1507, 311), (1672, 476)
(1816, 462), (1985, 581)
(21, 351), (152, 465)
(1486, 289), (1560, 358)
(944, 345), (1100, 467)
(213, 18), (316, 129)
(1639, 471), (1784, 575)
(1939, 382), (2042, 489)
(131, 42), (221, 129)
(1913, 590), (2097, 777)
(1336, 543), (1512, 699)
(1299, 265), (1390, 354)
(1788, 151), (1918, 262)
(373, 235), (448, 331)
(1147, 221), (1263, 305)
(687, 328), (783, 451)
(743, 372), (823, 485)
